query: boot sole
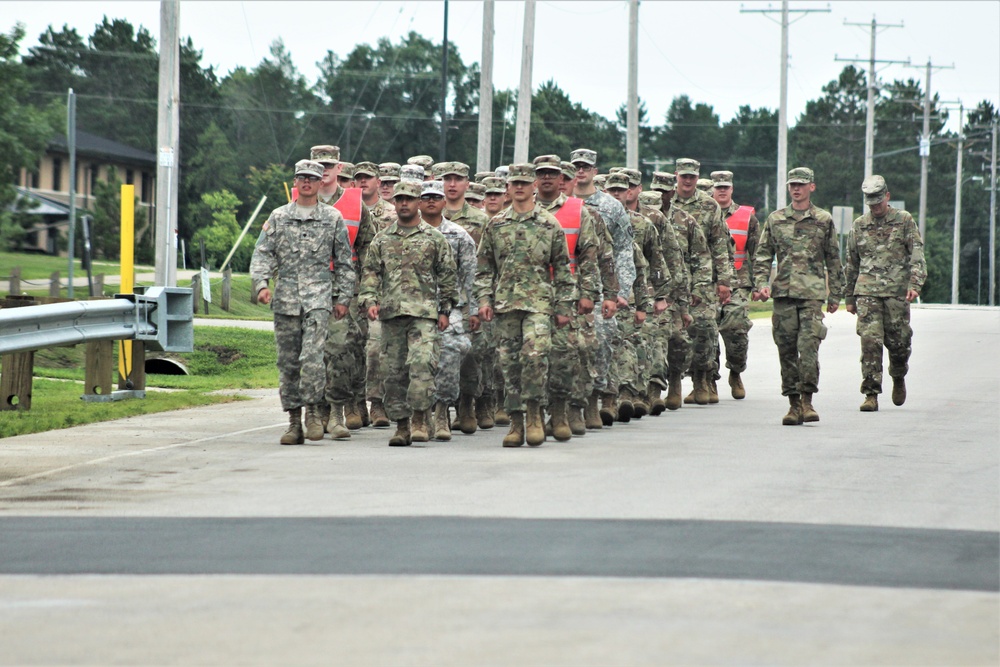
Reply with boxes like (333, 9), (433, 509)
(372, 419), (391, 428)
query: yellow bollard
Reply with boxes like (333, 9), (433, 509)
(119, 185), (135, 383)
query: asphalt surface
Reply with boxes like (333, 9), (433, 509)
(0, 305), (997, 665)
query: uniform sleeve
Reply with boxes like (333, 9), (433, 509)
(905, 213), (927, 294)
(474, 223), (497, 309)
(823, 219), (845, 304)
(658, 219), (689, 305)
(357, 235), (382, 311)
(575, 209), (603, 304)
(746, 214), (761, 289)
(753, 218), (775, 291)
(644, 225), (670, 300)
(331, 218), (356, 307)
(687, 215), (714, 302)
(435, 235), (459, 314)
(632, 242), (652, 313)
(549, 223), (579, 318)
(708, 206), (734, 288)
(457, 231), (479, 314)
(843, 219), (862, 306)
(249, 212), (278, 296)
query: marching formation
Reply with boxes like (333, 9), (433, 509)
(250, 145), (927, 447)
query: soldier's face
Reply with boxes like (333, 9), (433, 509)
(355, 174), (379, 198)
(535, 169), (561, 198)
(419, 195), (445, 218)
(788, 182), (815, 205)
(393, 195), (419, 222)
(713, 186), (732, 208)
(626, 184), (641, 205)
(295, 174), (320, 197)
(380, 181), (397, 201)
(560, 175), (577, 196)
(607, 187), (628, 205)
(469, 199), (484, 210)
(676, 174), (698, 197)
(507, 181), (535, 204)
(321, 164), (341, 187)
(338, 176), (355, 188)
(442, 175), (468, 202)
(484, 193), (504, 214)
(574, 163), (595, 187)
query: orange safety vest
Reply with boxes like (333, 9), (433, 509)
(553, 197), (583, 275)
(330, 188), (363, 270)
(726, 205), (754, 270)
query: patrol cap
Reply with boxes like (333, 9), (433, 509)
(650, 171), (677, 192)
(421, 180), (445, 198)
(407, 154), (435, 177)
(466, 182), (486, 200)
(400, 164), (425, 183)
(696, 178), (713, 191)
(619, 168), (643, 187)
(711, 170), (734, 188)
(354, 161), (379, 178)
(506, 163), (536, 183)
(675, 158), (700, 176)
(862, 175), (888, 204)
(532, 154), (563, 173)
(482, 176), (506, 194)
(593, 174), (608, 189)
(294, 159), (324, 179)
(310, 145), (340, 165)
(561, 161), (577, 179)
(378, 162), (401, 182)
(604, 173), (630, 191)
(392, 181), (423, 199)
(570, 148), (598, 166)
(474, 171), (494, 183)
(339, 162), (356, 179)
(432, 161), (470, 179)
(608, 167), (624, 174)
(786, 167), (814, 184)
(638, 190), (663, 207)
(495, 165), (510, 179)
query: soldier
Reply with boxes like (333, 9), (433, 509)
(482, 176), (507, 218)
(360, 180), (457, 446)
(400, 163), (425, 184)
(378, 163), (401, 202)
(672, 158), (733, 405)
(571, 148), (636, 426)
(696, 178), (714, 193)
(418, 180), (477, 440)
(752, 167), (844, 425)
(651, 171), (711, 410)
(711, 170), (760, 400)
(476, 164), (578, 447)
(407, 155), (435, 181)
(250, 160), (355, 445)
(356, 162), (397, 230)
(466, 182), (486, 209)
(310, 145), (380, 433)
(844, 175), (926, 412)
(338, 162), (356, 188)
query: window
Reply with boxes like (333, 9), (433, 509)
(126, 169), (134, 185)
(89, 165), (99, 196)
(141, 172), (153, 203)
(52, 157), (62, 191)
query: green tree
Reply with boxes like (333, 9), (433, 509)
(190, 190), (249, 270)
(721, 105), (778, 215)
(525, 80), (623, 165)
(89, 166), (125, 260)
(652, 95), (724, 172)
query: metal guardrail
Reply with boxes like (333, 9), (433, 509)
(0, 287), (194, 355)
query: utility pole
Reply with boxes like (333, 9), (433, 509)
(952, 102), (965, 305)
(154, 0), (180, 287)
(835, 16), (907, 186)
(626, 0), (639, 169)
(67, 88), (77, 298)
(989, 119), (997, 306)
(742, 1), (830, 209)
(907, 59), (954, 240)
(439, 0), (449, 161)
(513, 0), (536, 164)
(477, 0), (495, 173)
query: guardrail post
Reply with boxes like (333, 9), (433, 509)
(118, 340), (146, 391)
(222, 268), (232, 312)
(84, 340), (114, 397)
(92, 274), (104, 297)
(49, 271), (60, 297)
(191, 273), (201, 314)
(9, 266), (20, 296)
(0, 352), (34, 411)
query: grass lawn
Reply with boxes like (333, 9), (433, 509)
(0, 326), (278, 438)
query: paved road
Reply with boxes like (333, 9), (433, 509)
(0, 306), (997, 665)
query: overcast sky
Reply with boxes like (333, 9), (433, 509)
(7, 0), (999, 135)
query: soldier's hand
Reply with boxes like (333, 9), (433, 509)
(634, 310), (647, 326)
(257, 288), (272, 305)
(616, 296), (629, 309)
(480, 305), (494, 322)
(753, 287), (770, 302)
(691, 295), (701, 306)
(846, 304), (857, 315)
(555, 314), (571, 328)
(367, 305), (380, 321)
(653, 298), (668, 315)
(438, 314), (450, 331)
(906, 289), (919, 303)
(577, 298), (595, 315)
(334, 304), (349, 320)
(601, 299), (617, 319)
(469, 315), (481, 331)
(717, 284), (731, 305)
(827, 302), (839, 314)
(681, 312), (693, 329)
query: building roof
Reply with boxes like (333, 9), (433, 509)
(49, 130), (156, 167)
(12, 187), (71, 217)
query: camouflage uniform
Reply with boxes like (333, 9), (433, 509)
(250, 199), (355, 411)
(579, 204), (620, 407)
(844, 189), (926, 397)
(754, 178), (844, 397)
(718, 199), (761, 375)
(433, 218), (478, 405)
(359, 220), (457, 421)
(362, 195), (397, 404)
(475, 201), (578, 413)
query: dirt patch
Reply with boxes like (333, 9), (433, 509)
(198, 345), (245, 365)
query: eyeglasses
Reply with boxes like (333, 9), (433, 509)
(574, 164), (593, 172)
(295, 175), (320, 182)
(536, 171), (561, 179)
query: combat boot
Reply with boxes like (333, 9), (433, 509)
(860, 394), (879, 412)
(729, 371), (746, 400)
(475, 394), (495, 430)
(304, 405), (325, 442)
(617, 390), (634, 423)
(647, 382), (666, 416)
(318, 403), (331, 431)
(585, 392), (603, 430)
(280, 408), (305, 445)
(665, 372), (683, 411)
(344, 401), (363, 430)
(458, 393), (478, 434)
(544, 411), (554, 438)
(433, 401), (452, 441)
(410, 409), (430, 442)
(503, 412), (525, 447)
(525, 400), (546, 446)
(388, 418), (411, 446)
(708, 378), (720, 404)
(599, 395), (617, 427)
(632, 392), (649, 418)
(693, 371), (710, 405)
(327, 403), (351, 440)
(549, 400), (573, 442)
(891, 377), (906, 406)
(369, 398), (391, 428)
(782, 395), (803, 426)
(801, 393), (820, 422)
(683, 381), (697, 405)
(495, 406), (511, 426)
(358, 400), (371, 427)
(568, 403), (587, 436)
